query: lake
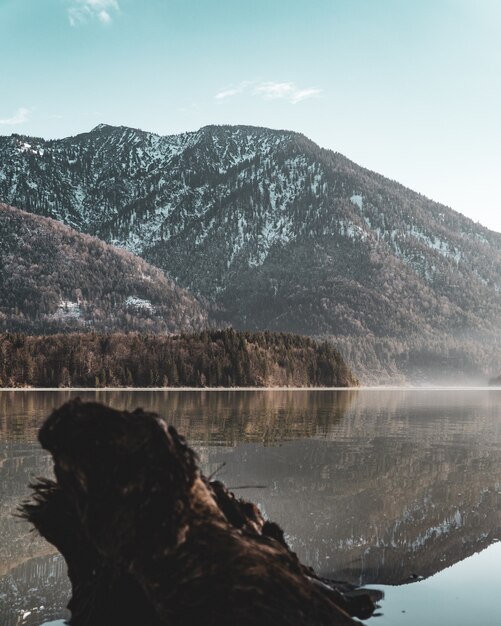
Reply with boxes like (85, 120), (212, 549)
(1, 389), (501, 625)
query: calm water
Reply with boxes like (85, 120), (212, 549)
(1, 389), (501, 625)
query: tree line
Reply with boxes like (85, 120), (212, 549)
(0, 329), (358, 388)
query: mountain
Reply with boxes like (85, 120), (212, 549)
(0, 204), (208, 333)
(1, 124), (500, 381)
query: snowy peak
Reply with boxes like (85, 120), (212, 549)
(1, 123), (501, 362)
(90, 122), (114, 133)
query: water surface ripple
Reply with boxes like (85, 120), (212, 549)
(1, 389), (500, 625)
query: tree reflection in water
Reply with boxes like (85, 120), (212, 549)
(1, 389), (501, 625)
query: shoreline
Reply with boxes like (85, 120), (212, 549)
(0, 386), (499, 392)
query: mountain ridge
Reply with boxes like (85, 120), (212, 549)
(1, 123), (500, 381)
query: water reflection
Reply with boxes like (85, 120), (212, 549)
(366, 541), (501, 626)
(1, 390), (501, 625)
(0, 389), (357, 444)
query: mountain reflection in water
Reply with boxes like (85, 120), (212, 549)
(1, 389), (501, 625)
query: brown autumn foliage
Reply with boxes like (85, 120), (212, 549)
(0, 329), (358, 388)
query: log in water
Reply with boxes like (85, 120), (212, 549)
(22, 399), (381, 626)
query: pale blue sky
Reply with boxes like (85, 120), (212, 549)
(1, 0), (500, 231)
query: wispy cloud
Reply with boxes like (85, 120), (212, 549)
(0, 107), (30, 126)
(255, 82), (322, 104)
(215, 81), (252, 101)
(68, 0), (119, 26)
(215, 81), (321, 105)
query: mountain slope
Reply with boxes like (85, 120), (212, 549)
(1, 124), (501, 380)
(0, 204), (208, 333)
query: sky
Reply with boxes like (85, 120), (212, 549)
(1, 0), (500, 231)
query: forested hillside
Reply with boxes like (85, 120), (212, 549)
(1, 124), (500, 336)
(1, 124), (501, 381)
(0, 330), (357, 388)
(332, 334), (498, 385)
(0, 204), (208, 334)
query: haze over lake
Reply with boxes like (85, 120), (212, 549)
(1, 389), (501, 625)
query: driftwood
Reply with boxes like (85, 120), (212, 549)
(22, 400), (381, 626)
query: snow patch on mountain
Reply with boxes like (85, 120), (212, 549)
(125, 296), (153, 311)
(408, 226), (462, 262)
(52, 300), (82, 319)
(350, 194), (363, 210)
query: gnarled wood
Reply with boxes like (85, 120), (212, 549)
(22, 400), (381, 626)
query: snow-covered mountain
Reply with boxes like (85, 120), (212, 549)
(1, 123), (500, 380)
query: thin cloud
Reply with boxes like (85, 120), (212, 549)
(68, 0), (119, 26)
(289, 88), (323, 104)
(215, 81), (321, 104)
(215, 81), (252, 101)
(0, 107), (30, 126)
(254, 82), (322, 104)
(253, 82), (296, 100)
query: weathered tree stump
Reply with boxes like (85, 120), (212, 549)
(22, 400), (381, 626)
